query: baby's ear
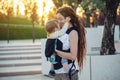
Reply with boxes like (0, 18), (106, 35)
(66, 17), (71, 22)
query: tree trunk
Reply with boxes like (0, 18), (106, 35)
(100, 0), (119, 55)
(86, 13), (90, 27)
(32, 21), (35, 43)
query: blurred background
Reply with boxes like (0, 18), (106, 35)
(0, 1), (120, 79)
(0, 0), (120, 40)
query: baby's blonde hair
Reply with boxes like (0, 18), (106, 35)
(45, 20), (58, 34)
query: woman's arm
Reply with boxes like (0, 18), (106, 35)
(55, 30), (78, 60)
(53, 22), (69, 38)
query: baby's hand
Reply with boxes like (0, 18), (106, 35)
(66, 17), (70, 23)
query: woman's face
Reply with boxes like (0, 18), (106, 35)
(57, 13), (66, 28)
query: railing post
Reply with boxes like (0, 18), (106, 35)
(32, 22), (35, 43)
(119, 25), (120, 40)
(7, 23), (9, 43)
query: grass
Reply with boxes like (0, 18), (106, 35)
(0, 17), (47, 40)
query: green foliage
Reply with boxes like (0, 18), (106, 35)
(52, 0), (82, 10)
(0, 26), (47, 40)
(64, 0), (82, 10)
(52, 0), (63, 8)
(0, 17), (47, 40)
(80, 0), (91, 10)
(0, 17), (32, 25)
(0, 1), (14, 19)
(22, 0), (39, 23)
(80, 0), (107, 15)
(92, 0), (106, 13)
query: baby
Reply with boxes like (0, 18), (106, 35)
(45, 19), (70, 73)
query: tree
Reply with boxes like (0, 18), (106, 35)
(52, 0), (82, 11)
(100, 0), (120, 55)
(40, 1), (46, 26)
(81, 0), (120, 55)
(30, 2), (39, 43)
(47, 7), (57, 20)
(63, 0), (82, 10)
(80, 1), (90, 27)
(23, 0), (39, 43)
(0, 0), (13, 43)
(52, 0), (63, 8)
(80, 0), (104, 27)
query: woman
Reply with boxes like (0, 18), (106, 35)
(54, 6), (86, 80)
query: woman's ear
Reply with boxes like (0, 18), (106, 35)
(66, 17), (71, 22)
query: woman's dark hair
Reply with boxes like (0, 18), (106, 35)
(57, 6), (86, 69)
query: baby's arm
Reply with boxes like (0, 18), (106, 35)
(53, 22), (69, 38)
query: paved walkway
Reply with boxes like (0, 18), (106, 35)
(0, 74), (54, 80)
(0, 39), (41, 46)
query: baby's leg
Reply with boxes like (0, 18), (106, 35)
(48, 63), (55, 77)
(61, 58), (69, 72)
(50, 64), (54, 71)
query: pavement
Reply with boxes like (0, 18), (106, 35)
(0, 74), (54, 80)
(0, 39), (41, 46)
(0, 39), (120, 51)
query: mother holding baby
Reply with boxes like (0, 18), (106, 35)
(53, 6), (86, 80)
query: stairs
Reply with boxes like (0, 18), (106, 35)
(0, 42), (42, 77)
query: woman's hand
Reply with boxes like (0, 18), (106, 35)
(55, 49), (62, 57)
(55, 49), (76, 61)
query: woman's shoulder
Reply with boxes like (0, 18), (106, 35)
(69, 30), (78, 39)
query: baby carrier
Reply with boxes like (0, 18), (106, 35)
(45, 27), (79, 79)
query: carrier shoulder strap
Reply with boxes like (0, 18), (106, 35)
(68, 61), (76, 80)
(66, 27), (77, 34)
(67, 27), (78, 80)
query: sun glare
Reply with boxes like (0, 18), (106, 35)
(13, 0), (19, 16)
(19, 1), (25, 15)
(45, 0), (54, 14)
(36, 0), (44, 17)
(13, 0), (25, 16)
(0, 0), (54, 17)
(36, 0), (54, 17)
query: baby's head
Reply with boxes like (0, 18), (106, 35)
(45, 19), (59, 34)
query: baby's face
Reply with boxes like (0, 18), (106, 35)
(55, 25), (60, 31)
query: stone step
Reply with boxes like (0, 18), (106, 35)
(0, 44), (41, 47)
(0, 59), (41, 67)
(0, 47), (41, 51)
(0, 52), (41, 55)
(0, 54), (41, 60)
(0, 74), (54, 80)
(0, 65), (42, 77)
(0, 50), (41, 54)
(0, 40), (43, 77)
(0, 40), (41, 46)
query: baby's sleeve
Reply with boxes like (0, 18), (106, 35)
(54, 23), (69, 37)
